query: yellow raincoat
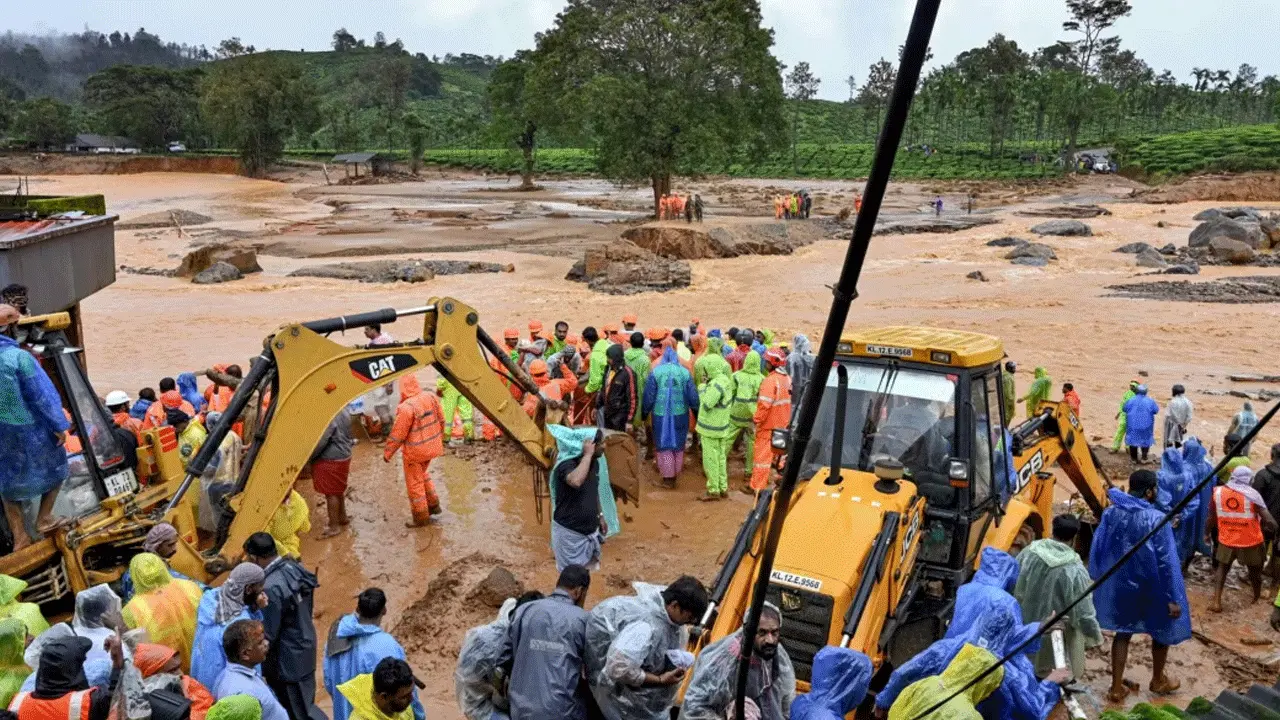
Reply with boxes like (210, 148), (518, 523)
(888, 644), (1005, 720)
(122, 552), (204, 671)
(0, 617), (30, 709)
(338, 673), (415, 720)
(267, 489), (311, 559)
(0, 574), (48, 637)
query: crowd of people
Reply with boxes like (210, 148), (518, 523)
(657, 194), (704, 223)
(772, 190), (811, 220)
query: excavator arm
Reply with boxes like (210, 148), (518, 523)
(163, 298), (573, 579)
(1010, 400), (1112, 520)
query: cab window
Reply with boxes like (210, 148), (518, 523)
(987, 375), (1012, 506)
(969, 377), (995, 506)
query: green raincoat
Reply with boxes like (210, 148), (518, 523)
(1023, 367), (1052, 419)
(1001, 369), (1016, 423)
(624, 347), (652, 425)
(698, 364), (736, 495)
(730, 352), (764, 478)
(1111, 383), (1138, 451)
(694, 338), (732, 389)
(586, 339), (612, 394)
(1014, 538), (1102, 679)
(0, 575), (47, 638)
(888, 644), (1004, 720)
(0, 617), (29, 709)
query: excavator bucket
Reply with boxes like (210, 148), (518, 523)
(601, 430), (642, 507)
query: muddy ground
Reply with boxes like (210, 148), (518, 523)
(10, 166), (1280, 717)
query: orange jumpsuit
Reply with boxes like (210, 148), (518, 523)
(752, 369), (792, 490)
(384, 375), (445, 523)
(523, 372), (579, 423)
(143, 391), (196, 429)
(113, 411), (145, 445)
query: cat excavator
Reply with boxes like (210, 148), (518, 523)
(693, 326), (1111, 687)
(0, 298), (640, 608)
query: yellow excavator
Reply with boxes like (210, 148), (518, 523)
(694, 326), (1110, 687)
(0, 299), (640, 607)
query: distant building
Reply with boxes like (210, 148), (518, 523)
(333, 152), (392, 178)
(66, 134), (141, 154)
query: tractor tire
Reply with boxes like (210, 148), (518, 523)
(1010, 520), (1037, 555)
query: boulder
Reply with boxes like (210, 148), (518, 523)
(966, 270), (989, 282)
(1193, 206), (1261, 222)
(1188, 216), (1263, 249)
(176, 243), (262, 277)
(570, 240), (692, 295)
(1114, 242), (1152, 254)
(1005, 243), (1057, 261)
(469, 567), (524, 609)
(986, 236), (1028, 248)
(1030, 220), (1091, 237)
(1157, 243), (1178, 256)
(1208, 237), (1257, 264)
(192, 261), (243, 284)
(1135, 248), (1168, 269)
(874, 216), (999, 235)
(1010, 256), (1049, 267)
(1163, 263), (1200, 275)
(1260, 214), (1280, 250)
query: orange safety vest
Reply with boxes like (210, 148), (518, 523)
(143, 392), (196, 430)
(753, 371), (793, 431)
(204, 385), (233, 414)
(9, 690), (93, 720)
(1214, 485), (1264, 548)
(113, 411), (145, 445)
(387, 393), (445, 463)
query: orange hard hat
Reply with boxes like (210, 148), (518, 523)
(764, 349), (787, 368)
(565, 333), (581, 345)
(602, 323), (619, 333)
(646, 327), (665, 341)
(528, 320), (543, 332)
(529, 360), (549, 376)
(691, 317), (700, 325)
(622, 313), (638, 325)
(503, 328), (520, 340)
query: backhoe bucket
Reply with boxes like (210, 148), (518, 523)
(602, 430), (641, 507)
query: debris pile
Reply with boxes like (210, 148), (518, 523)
(1015, 204), (1112, 219)
(566, 240), (692, 295)
(620, 223), (813, 259)
(289, 259), (514, 284)
(1107, 276), (1280, 303)
(874, 216), (999, 235)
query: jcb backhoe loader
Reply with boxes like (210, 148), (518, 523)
(694, 326), (1111, 687)
(0, 299), (640, 608)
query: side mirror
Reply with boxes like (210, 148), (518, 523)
(771, 428), (791, 450)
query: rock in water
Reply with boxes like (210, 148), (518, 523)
(1010, 256), (1049, 267)
(986, 236), (1028, 248)
(1163, 263), (1200, 275)
(1015, 204), (1111, 218)
(469, 567), (524, 609)
(177, 243), (262, 277)
(1030, 220), (1092, 237)
(192, 261), (243, 284)
(1114, 242), (1152, 254)
(874, 216), (999, 235)
(1135, 248), (1169, 268)
(966, 271), (988, 282)
(1005, 243), (1057, 261)
(1158, 244), (1178, 255)
(570, 240), (692, 294)
(1193, 206), (1261, 222)
(1188, 216), (1263, 249)
(1208, 237), (1257, 264)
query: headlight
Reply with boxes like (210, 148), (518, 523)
(771, 429), (791, 450)
(948, 459), (970, 487)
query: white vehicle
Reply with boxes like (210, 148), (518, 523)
(168, 142), (187, 153)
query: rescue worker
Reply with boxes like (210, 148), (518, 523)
(501, 328), (521, 364)
(499, 565), (592, 720)
(0, 576), (48, 637)
(787, 334), (814, 425)
(130, 388), (156, 421)
(1017, 366), (1051, 419)
(945, 548), (1029, 646)
(730, 351), (764, 486)
(887, 645), (1004, 720)
(9, 635), (123, 720)
(1122, 384), (1160, 464)
(132, 643), (215, 720)
(122, 552), (204, 671)
(338, 658), (416, 720)
(1163, 384), (1193, 449)
(106, 390), (144, 444)
(192, 562), (267, 690)
(1156, 447), (1200, 565)
(171, 408), (207, 469)
(643, 345), (700, 489)
(752, 350), (791, 491)
(436, 378), (474, 443)
(1014, 515), (1102, 681)
(597, 345), (638, 432)
(1089, 470), (1189, 702)
(518, 321), (548, 369)
(266, 482), (311, 559)
(1061, 382), (1081, 418)
(549, 334), (584, 381)
(585, 577), (708, 720)
(549, 321), (570, 356)
(311, 412), (353, 537)
(177, 372), (207, 416)
(726, 331), (751, 372)
(325, 589), (424, 720)
(693, 337), (731, 388)
(203, 364), (241, 415)
(680, 603), (795, 720)
(697, 363), (736, 500)
(1208, 466), (1276, 612)
(1228, 401), (1260, 456)
(550, 429), (608, 572)
(455, 594), (542, 720)
(383, 375), (445, 526)
(213, 620), (288, 720)
(788, 646), (872, 720)
(144, 377), (196, 430)
(1001, 361), (1017, 422)
(1183, 437), (1216, 560)
(199, 413), (243, 534)
(1252, 443), (1280, 584)
(523, 359), (578, 425)
(1, 302), (69, 551)
(622, 314), (639, 333)
(243, 533), (324, 720)
(0, 617), (27, 709)
(1110, 380), (1139, 453)
(624, 333), (651, 430)
(602, 323), (622, 346)
(645, 328), (668, 363)
(583, 327), (610, 396)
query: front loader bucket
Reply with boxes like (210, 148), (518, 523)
(602, 430), (642, 507)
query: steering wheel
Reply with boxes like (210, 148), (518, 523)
(866, 429), (914, 460)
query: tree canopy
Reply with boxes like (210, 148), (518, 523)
(83, 65), (202, 149)
(200, 55), (318, 175)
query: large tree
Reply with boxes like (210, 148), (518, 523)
(14, 97), (76, 149)
(955, 35), (1029, 156)
(200, 56), (318, 176)
(524, 0), (787, 215)
(83, 65), (202, 149)
(487, 52), (542, 188)
(784, 61), (820, 169)
(1060, 0), (1132, 161)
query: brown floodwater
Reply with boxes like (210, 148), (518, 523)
(18, 170), (1280, 717)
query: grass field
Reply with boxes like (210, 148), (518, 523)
(1116, 124), (1280, 179)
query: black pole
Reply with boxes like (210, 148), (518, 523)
(730, 2), (941, 717)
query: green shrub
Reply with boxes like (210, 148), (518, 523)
(27, 194), (108, 216)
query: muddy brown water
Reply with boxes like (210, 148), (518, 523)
(15, 170), (1280, 717)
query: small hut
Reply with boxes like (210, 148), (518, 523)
(333, 152), (392, 179)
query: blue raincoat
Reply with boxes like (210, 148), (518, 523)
(129, 398), (152, 420)
(177, 372), (206, 415)
(946, 548), (1039, 655)
(790, 647), (872, 720)
(323, 614), (425, 720)
(1122, 393), (1159, 449)
(1182, 438), (1216, 557)
(1155, 448), (1200, 564)
(876, 604), (1058, 720)
(190, 588), (264, 689)
(1088, 488), (1191, 646)
(0, 335), (70, 502)
(547, 425), (620, 538)
(642, 348), (700, 452)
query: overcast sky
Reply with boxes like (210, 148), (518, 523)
(9, 0), (1280, 101)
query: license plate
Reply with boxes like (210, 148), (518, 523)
(865, 344), (913, 358)
(103, 469), (138, 498)
(770, 570), (822, 591)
